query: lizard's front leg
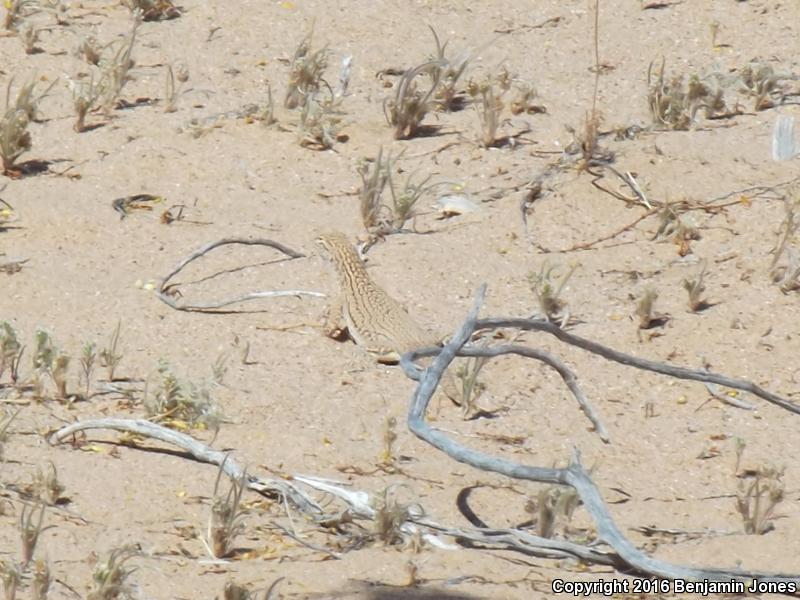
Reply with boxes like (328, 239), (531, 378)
(322, 294), (348, 340)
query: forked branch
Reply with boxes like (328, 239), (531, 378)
(157, 237), (324, 312)
(400, 285), (800, 584)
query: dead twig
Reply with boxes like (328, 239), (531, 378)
(157, 238), (324, 312)
(48, 418), (321, 516)
(561, 209), (658, 252)
(465, 317), (800, 415)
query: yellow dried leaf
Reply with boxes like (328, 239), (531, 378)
(165, 419), (191, 432)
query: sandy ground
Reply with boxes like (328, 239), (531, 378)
(1, 0), (799, 598)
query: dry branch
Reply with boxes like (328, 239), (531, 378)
(156, 237), (324, 312)
(49, 418), (321, 516)
(473, 317), (800, 415)
(400, 285), (800, 584)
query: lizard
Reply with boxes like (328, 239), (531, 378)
(314, 231), (461, 404)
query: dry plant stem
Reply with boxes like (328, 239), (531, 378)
(157, 238), (323, 312)
(402, 285), (800, 584)
(48, 418), (320, 516)
(88, 544), (139, 600)
(471, 317), (800, 414)
(558, 208), (658, 251)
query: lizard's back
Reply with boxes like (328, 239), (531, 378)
(316, 232), (438, 357)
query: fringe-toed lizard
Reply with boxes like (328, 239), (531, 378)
(315, 231), (460, 404)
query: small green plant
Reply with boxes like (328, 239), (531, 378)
(455, 341), (488, 417)
(223, 582), (252, 600)
(211, 351), (227, 385)
(87, 545), (139, 600)
(30, 329), (70, 400)
(733, 437), (746, 476)
(3, 0), (38, 31)
(526, 485), (580, 539)
(32, 461), (66, 506)
(772, 250), (800, 293)
(0, 101), (32, 176)
(121, 0), (179, 21)
(80, 341), (96, 398)
(739, 62), (780, 111)
(387, 169), (436, 231)
(0, 407), (21, 463)
(358, 147), (439, 235)
(19, 503), (50, 565)
(41, 0), (67, 25)
(51, 351), (69, 400)
(98, 320), (123, 381)
(0, 321), (23, 383)
(18, 21), (41, 54)
(428, 26), (472, 111)
(359, 147), (391, 232)
(258, 83), (277, 127)
(647, 59), (726, 130)
(371, 484), (422, 547)
(736, 465), (785, 535)
(31, 558), (52, 600)
(565, 109), (606, 170)
(528, 262), (578, 323)
(635, 286), (662, 329)
(284, 27), (328, 109)
(770, 190), (800, 292)
(203, 463), (247, 559)
(223, 579), (283, 600)
(9, 78), (56, 123)
(379, 416), (397, 468)
(467, 68), (512, 148)
(682, 261), (709, 311)
(510, 81), (544, 115)
(145, 361), (221, 435)
(384, 60), (442, 139)
(32, 329), (54, 375)
(163, 62), (189, 113)
(67, 74), (102, 133)
(297, 92), (342, 150)
(75, 35), (103, 65)
(232, 335), (252, 365)
(0, 560), (21, 600)
(98, 17), (139, 114)
(653, 200), (699, 255)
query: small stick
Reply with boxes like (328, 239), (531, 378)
(157, 237), (324, 312)
(562, 209), (657, 252)
(49, 418), (321, 516)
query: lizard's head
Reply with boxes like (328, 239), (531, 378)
(314, 231), (350, 258)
